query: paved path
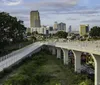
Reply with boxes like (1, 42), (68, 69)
(0, 42), (43, 71)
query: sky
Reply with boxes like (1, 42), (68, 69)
(0, 0), (100, 31)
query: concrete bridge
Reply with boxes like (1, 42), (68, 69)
(0, 41), (100, 85)
(0, 42), (44, 71)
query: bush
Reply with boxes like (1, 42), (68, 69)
(79, 79), (94, 85)
(4, 74), (30, 85)
(0, 67), (13, 79)
(3, 67), (13, 74)
(0, 71), (5, 78)
(34, 73), (51, 84)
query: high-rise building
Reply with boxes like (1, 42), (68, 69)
(58, 22), (66, 31)
(68, 25), (72, 33)
(30, 11), (41, 28)
(79, 25), (89, 36)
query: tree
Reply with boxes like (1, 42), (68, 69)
(89, 26), (100, 38)
(55, 31), (68, 38)
(0, 12), (26, 49)
(27, 32), (31, 36)
(71, 35), (76, 40)
(31, 35), (37, 41)
(84, 34), (88, 38)
(32, 31), (38, 35)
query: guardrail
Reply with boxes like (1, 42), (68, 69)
(0, 43), (35, 62)
(0, 42), (43, 71)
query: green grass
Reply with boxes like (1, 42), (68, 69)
(2, 50), (94, 85)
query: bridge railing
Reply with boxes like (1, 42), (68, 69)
(0, 42), (35, 62)
(53, 40), (100, 53)
(0, 42), (42, 71)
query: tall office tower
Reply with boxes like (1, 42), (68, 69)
(68, 25), (72, 33)
(30, 11), (41, 28)
(79, 25), (89, 36)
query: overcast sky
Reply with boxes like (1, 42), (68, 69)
(0, 0), (100, 31)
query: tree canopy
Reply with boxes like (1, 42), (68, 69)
(0, 12), (26, 49)
(89, 26), (100, 38)
(55, 31), (68, 38)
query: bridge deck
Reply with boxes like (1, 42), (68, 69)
(47, 40), (100, 55)
(0, 42), (43, 71)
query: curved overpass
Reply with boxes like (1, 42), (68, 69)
(46, 40), (100, 85)
(0, 41), (100, 85)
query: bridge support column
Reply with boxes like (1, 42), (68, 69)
(57, 48), (61, 59)
(52, 47), (56, 55)
(73, 50), (82, 73)
(92, 54), (100, 85)
(62, 49), (68, 65)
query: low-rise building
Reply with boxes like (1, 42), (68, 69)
(31, 25), (49, 35)
(26, 28), (31, 33)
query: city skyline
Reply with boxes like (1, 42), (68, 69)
(0, 0), (100, 30)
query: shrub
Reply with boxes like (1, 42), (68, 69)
(0, 71), (5, 78)
(4, 74), (30, 85)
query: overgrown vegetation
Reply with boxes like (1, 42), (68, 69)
(1, 50), (93, 85)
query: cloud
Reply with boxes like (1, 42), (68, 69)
(82, 14), (100, 17)
(68, 10), (99, 15)
(81, 19), (100, 23)
(38, 9), (99, 17)
(25, 0), (78, 11)
(9, 9), (29, 15)
(66, 18), (79, 20)
(1, 0), (22, 6)
(10, 12), (29, 23)
(24, 0), (100, 16)
(1, 0), (100, 28)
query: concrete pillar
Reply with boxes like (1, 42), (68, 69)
(62, 49), (68, 65)
(57, 48), (61, 59)
(72, 50), (82, 73)
(92, 54), (100, 85)
(52, 47), (56, 55)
